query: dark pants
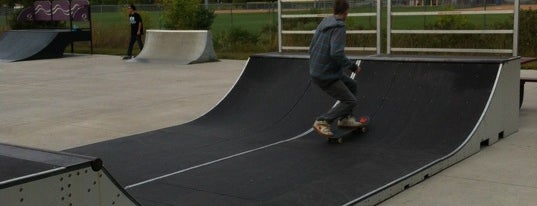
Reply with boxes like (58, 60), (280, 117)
(312, 75), (358, 123)
(127, 34), (144, 56)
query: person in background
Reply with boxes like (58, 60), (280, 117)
(123, 4), (144, 60)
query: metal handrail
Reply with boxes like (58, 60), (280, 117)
(387, 0), (520, 56)
(278, 0), (381, 54)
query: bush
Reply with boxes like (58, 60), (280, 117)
(258, 24), (278, 51)
(213, 23), (278, 57)
(162, 0), (215, 30)
(193, 7), (216, 30)
(519, 9), (537, 56)
(390, 14), (521, 55)
(213, 26), (259, 52)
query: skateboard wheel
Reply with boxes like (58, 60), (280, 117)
(352, 126), (368, 134)
(361, 127), (367, 133)
(327, 138), (342, 144)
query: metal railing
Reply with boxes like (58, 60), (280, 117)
(386, 0), (520, 56)
(277, 0), (521, 56)
(278, 0), (381, 54)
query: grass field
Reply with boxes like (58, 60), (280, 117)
(90, 10), (277, 35)
(71, 5), (517, 41)
(522, 61), (537, 70)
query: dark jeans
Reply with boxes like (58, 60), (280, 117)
(127, 34), (144, 56)
(312, 75), (358, 123)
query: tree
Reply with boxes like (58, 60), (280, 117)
(161, 0), (214, 30)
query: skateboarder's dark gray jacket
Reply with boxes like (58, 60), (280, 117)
(309, 15), (357, 82)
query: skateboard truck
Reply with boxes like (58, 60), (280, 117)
(326, 116), (370, 144)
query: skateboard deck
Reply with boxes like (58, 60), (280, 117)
(327, 116), (370, 144)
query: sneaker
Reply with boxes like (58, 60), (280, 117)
(337, 116), (363, 128)
(122, 56), (133, 60)
(313, 120), (333, 137)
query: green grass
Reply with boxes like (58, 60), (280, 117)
(389, 14), (511, 29)
(90, 10), (276, 34)
(522, 61), (537, 70)
(280, 5), (513, 30)
(212, 12), (277, 33)
(86, 5), (512, 40)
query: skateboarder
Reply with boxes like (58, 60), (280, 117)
(309, 0), (362, 137)
(124, 4), (144, 60)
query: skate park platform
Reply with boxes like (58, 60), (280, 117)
(0, 29), (91, 62)
(1, 54), (536, 205)
(128, 30), (218, 64)
(0, 143), (139, 205)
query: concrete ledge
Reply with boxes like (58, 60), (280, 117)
(130, 30), (218, 64)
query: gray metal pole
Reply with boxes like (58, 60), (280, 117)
(513, 0), (519, 56)
(278, 0), (282, 53)
(376, 0), (381, 55)
(387, 0), (392, 54)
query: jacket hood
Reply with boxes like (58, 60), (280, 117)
(316, 15), (345, 32)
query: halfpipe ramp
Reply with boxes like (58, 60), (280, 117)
(63, 54), (519, 205)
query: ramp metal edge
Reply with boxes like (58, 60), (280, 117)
(250, 52), (519, 64)
(359, 54), (519, 64)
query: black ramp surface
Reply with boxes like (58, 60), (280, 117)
(124, 58), (500, 205)
(67, 54), (335, 188)
(0, 156), (54, 183)
(0, 30), (72, 62)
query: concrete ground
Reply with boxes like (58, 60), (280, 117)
(0, 54), (245, 150)
(1, 55), (535, 205)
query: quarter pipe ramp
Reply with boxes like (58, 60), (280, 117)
(128, 30), (218, 64)
(0, 30), (74, 62)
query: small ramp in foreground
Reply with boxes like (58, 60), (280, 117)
(0, 143), (140, 206)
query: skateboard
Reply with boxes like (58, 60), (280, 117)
(327, 116), (370, 144)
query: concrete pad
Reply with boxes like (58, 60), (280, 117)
(0, 54), (245, 150)
(379, 174), (537, 206)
